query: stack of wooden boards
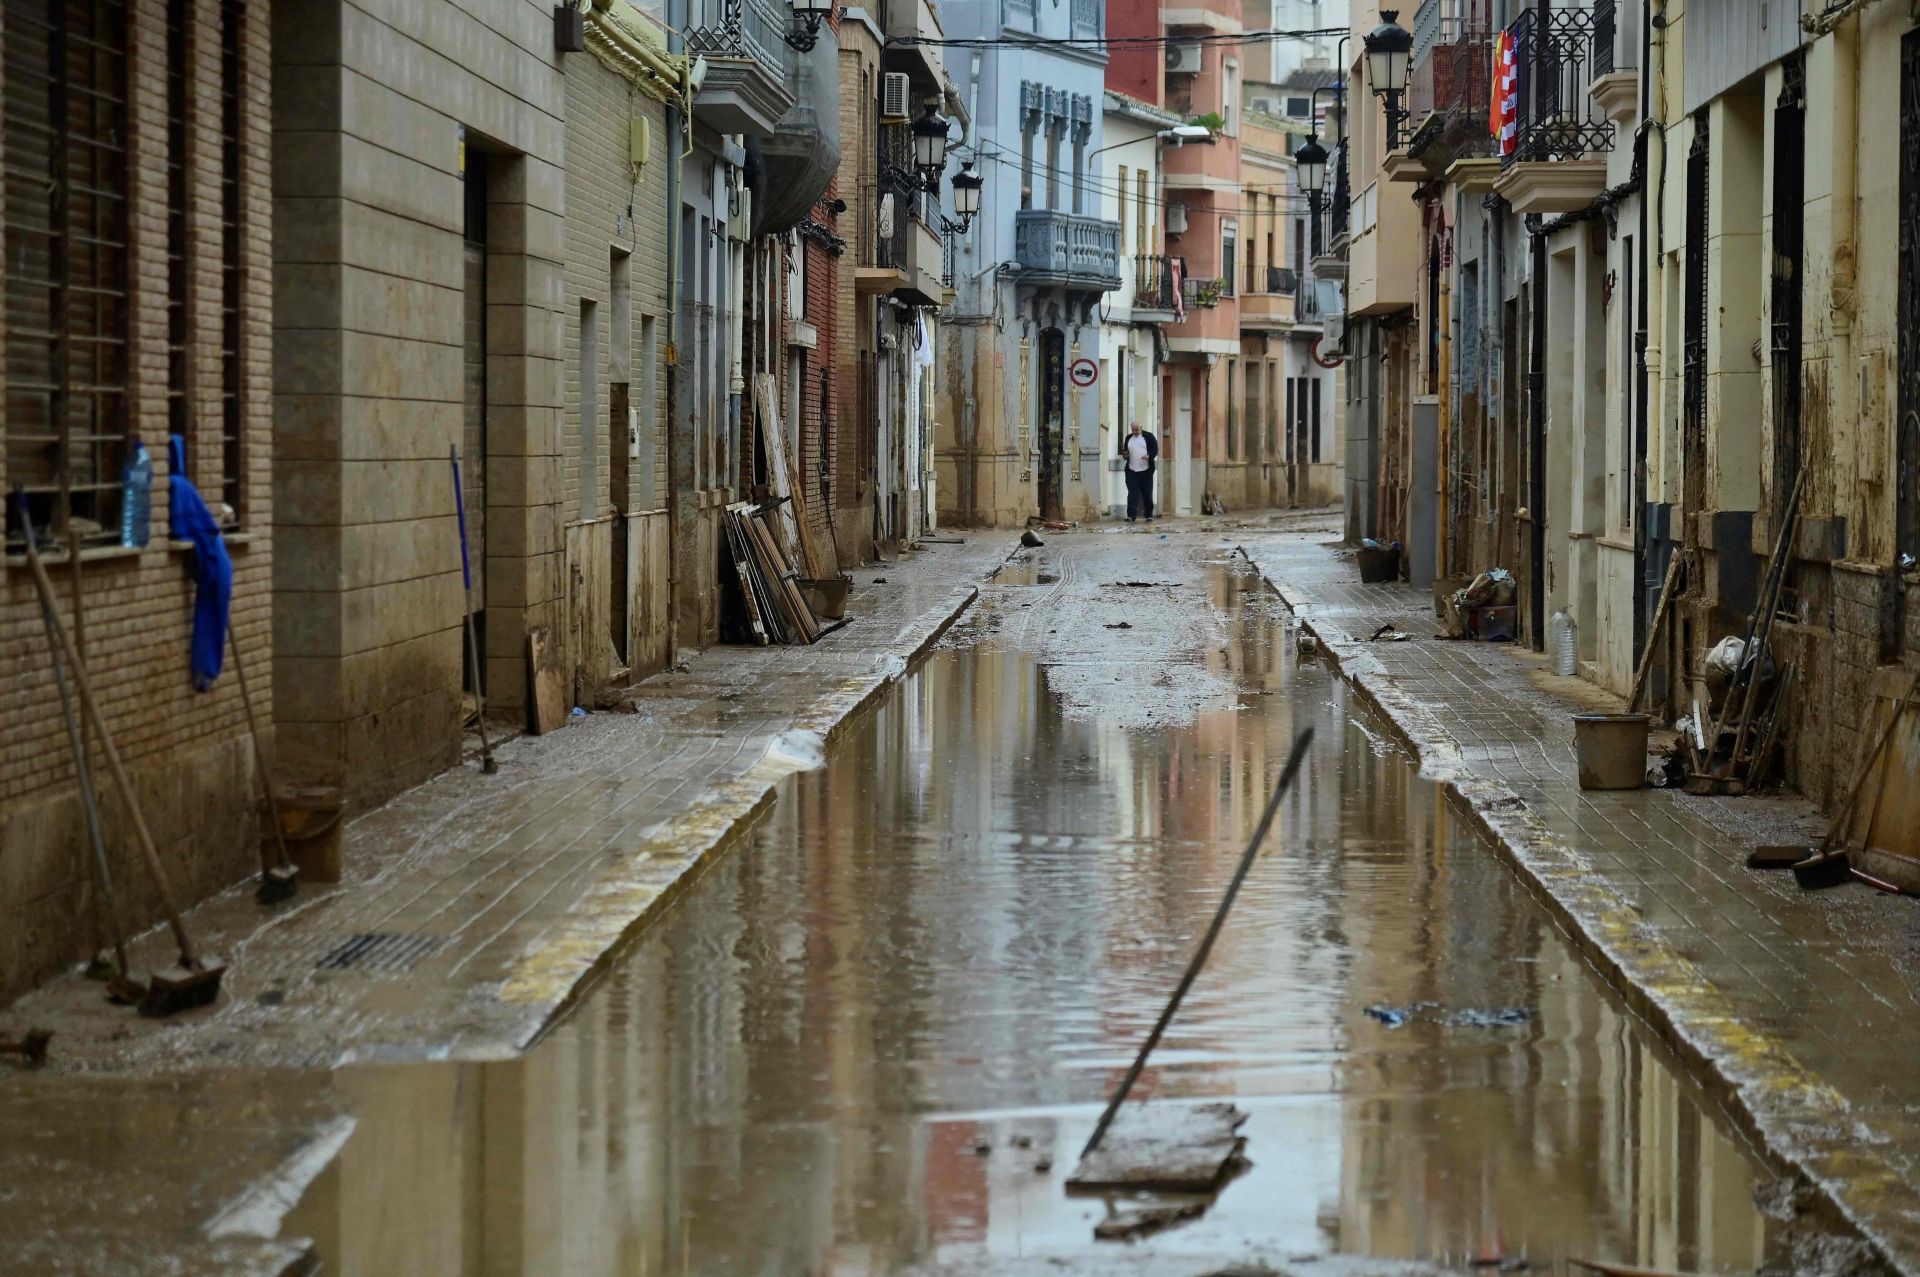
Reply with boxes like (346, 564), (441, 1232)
(723, 372), (846, 646)
(724, 502), (821, 645)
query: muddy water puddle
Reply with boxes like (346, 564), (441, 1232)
(285, 554), (1793, 1275)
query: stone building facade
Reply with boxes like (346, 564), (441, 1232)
(0, 0), (275, 999)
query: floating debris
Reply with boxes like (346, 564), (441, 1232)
(1364, 1002), (1534, 1030)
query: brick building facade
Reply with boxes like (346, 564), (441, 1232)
(0, 0), (275, 1000)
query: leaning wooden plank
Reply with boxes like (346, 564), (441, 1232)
(721, 510), (769, 645)
(746, 511), (818, 643)
(751, 374), (815, 575)
(525, 626), (567, 734)
(740, 512), (802, 640)
(730, 505), (788, 644)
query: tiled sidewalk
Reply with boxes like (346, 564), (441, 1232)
(1, 534), (1010, 1075)
(1239, 525), (1920, 1275)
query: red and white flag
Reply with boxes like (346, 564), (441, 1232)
(1491, 28), (1518, 157)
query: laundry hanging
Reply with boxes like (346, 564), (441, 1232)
(168, 435), (233, 692)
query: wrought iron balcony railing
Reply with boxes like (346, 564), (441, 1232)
(1410, 0), (1492, 137)
(1134, 254), (1181, 311)
(1503, 3), (1615, 167)
(684, 0), (794, 78)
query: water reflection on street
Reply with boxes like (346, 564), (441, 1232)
(286, 551), (1778, 1274)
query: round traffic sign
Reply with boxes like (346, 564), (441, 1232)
(1069, 358), (1098, 387)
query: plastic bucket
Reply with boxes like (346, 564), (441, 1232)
(799, 577), (850, 621)
(271, 787), (345, 882)
(1573, 714), (1649, 791)
(1357, 545), (1400, 584)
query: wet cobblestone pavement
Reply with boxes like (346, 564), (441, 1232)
(0, 518), (1889, 1275)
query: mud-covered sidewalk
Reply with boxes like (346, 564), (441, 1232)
(0, 535), (1005, 1276)
(1237, 520), (1920, 1276)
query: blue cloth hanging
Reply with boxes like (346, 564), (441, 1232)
(168, 435), (232, 691)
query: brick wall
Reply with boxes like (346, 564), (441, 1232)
(0, 0), (276, 1003)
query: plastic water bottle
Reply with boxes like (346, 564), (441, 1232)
(120, 440), (151, 547)
(1550, 608), (1577, 677)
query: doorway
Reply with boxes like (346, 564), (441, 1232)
(461, 151), (489, 690)
(1038, 327), (1065, 521)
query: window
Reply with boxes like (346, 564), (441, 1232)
(1220, 219), (1238, 297)
(4, 0), (133, 546)
(1047, 117), (1065, 209)
(1287, 96), (1311, 117)
(1223, 60), (1240, 136)
(1117, 168), (1129, 252)
(1243, 360), (1260, 460)
(218, 0), (244, 519)
(1072, 129), (1087, 214)
(1136, 172), (1150, 254)
(1225, 359), (1238, 460)
(1020, 115), (1035, 209)
(166, 0), (189, 469)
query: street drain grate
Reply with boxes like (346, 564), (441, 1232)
(315, 933), (443, 972)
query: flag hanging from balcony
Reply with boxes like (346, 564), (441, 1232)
(1492, 28), (1518, 157)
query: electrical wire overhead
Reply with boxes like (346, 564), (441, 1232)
(885, 24), (1346, 50)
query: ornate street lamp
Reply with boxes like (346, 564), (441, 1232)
(1292, 135), (1328, 213)
(912, 103), (951, 189)
(785, 0), (833, 52)
(1364, 9), (1412, 149)
(947, 160), (982, 232)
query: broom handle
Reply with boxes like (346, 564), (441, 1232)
(228, 626), (293, 873)
(17, 494), (198, 965)
(1080, 726), (1315, 1161)
(451, 446), (495, 767)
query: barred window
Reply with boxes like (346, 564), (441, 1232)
(4, 0), (133, 546)
(217, 0), (244, 521)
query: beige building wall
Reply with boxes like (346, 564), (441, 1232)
(272, 0), (568, 810)
(561, 11), (676, 700)
(0, 0), (276, 1001)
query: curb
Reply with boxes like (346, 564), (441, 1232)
(1246, 553), (1916, 1277)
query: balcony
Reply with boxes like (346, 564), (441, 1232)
(883, 0), (946, 85)
(685, 0), (796, 135)
(1398, 0), (1494, 181)
(1132, 254), (1182, 321)
(1180, 275), (1226, 309)
(1238, 265), (1295, 330)
(1013, 210), (1122, 291)
(1491, 2), (1615, 213)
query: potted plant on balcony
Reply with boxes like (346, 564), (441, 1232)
(1185, 112), (1225, 135)
(1193, 277), (1224, 307)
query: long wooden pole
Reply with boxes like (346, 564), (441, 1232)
(18, 497), (198, 966)
(1626, 547), (1686, 713)
(1080, 726), (1315, 1161)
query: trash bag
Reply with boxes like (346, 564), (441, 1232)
(1704, 636), (1776, 710)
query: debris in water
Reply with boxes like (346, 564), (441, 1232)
(1364, 1002), (1534, 1030)
(1068, 1102), (1246, 1193)
(1105, 622), (1132, 630)
(1021, 530), (1045, 548)
(1034, 1156), (1053, 1174)
(872, 577), (888, 584)
(1092, 1199), (1206, 1242)
(972, 1140), (991, 1156)
(1011, 1134), (1032, 1149)
(1112, 580), (1176, 588)
(1367, 622), (1413, 642)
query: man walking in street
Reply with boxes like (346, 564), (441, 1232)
(1120, 420), (1158, 523)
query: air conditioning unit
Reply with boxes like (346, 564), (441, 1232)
(881, 72), (911, 122)
(1165, 201), (1188, 236)
(1165, 41), (1202, 75)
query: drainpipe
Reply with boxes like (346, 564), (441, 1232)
(1633, 0), (1656, 677)
(731, 179), (751, 493)
(1530, 219), (1548, 651)
(1437, 228), (1451, 581)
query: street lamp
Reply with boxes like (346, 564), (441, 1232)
(1364, 9), (1412, 149)
(785, 0), (833, 52)
(1292, 135), (1328, 211)
(939, 160), (983, 235)
(912, 103), (950, 189)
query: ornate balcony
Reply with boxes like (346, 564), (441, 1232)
(684, 0), (796, 135)
(1013, 210), (1122, 292)
(1500, 3), (1615, 168)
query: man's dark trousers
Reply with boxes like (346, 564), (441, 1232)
(1125, 469), (1154, 520)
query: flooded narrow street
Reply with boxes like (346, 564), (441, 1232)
(283, 535), (1790, 1275)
